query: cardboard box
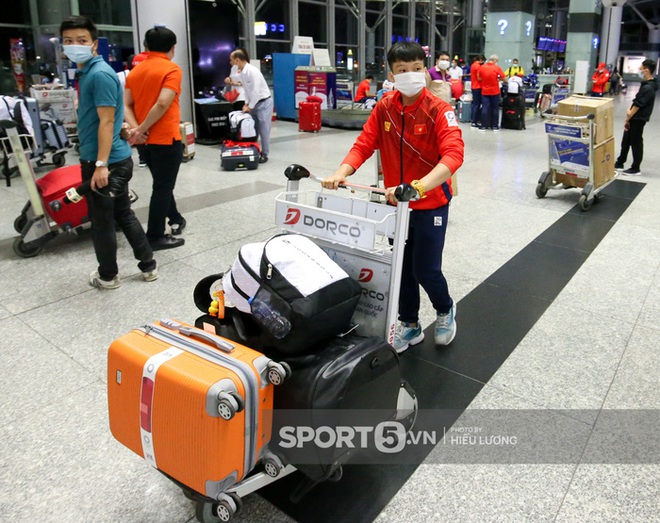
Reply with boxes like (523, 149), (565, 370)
(29, 86), (77, 133)
(551, 137), (615, 189)
(179, 121), (195, 161)
(556, 95), (613, 145)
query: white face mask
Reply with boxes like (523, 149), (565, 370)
(394, 71), (426, 97)
(63, 44), (94, 64)
(438, 60), (450, 70)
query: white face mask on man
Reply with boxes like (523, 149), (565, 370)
(394, 71), (426, 97)
(437, 60), (450, 70)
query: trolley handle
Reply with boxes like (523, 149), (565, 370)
(540, 112), (595, 121)
(283, 163), (418, 202)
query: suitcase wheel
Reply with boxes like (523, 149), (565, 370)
(196, 495), (239, 523)
(263, 454), (285, 478)
(217, 391), (243, 420)
(266, 361), (291, 386)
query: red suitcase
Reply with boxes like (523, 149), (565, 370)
(298, 101), (322, 133)
(36, 164), (88, 230)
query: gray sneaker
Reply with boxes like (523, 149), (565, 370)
(435, 303), (457, 345)
(89, 270), (121, 289)
(142, 264), (159, 282)
(392, 322), (425, 353)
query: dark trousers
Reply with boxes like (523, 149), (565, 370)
(481, 94), (500, 129)
(142, 141), (184, 240)
(399, 205), (452, 323)
(617, 120), (646, 170)
(471, 88), (482, 125)
(81, 157), (155, 280)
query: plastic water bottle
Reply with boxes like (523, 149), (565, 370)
(248, 296), (291, 339)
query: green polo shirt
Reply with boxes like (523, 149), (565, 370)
(77, 55), (131, 163)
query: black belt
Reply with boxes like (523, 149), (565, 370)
(256, 96), (271, 105)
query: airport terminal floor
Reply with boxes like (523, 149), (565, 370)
(1, 86), (659, 522)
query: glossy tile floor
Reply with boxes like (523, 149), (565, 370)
(1, 86), (658, 523)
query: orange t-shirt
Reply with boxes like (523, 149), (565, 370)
(125, 52), (182, 144)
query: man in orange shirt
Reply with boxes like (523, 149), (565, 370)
(124, 27), (185, 250)
(478, 54), (505, 131)
(470, 55), (485, 128)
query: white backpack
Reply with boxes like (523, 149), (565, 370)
(228, 111), (257, 141)
(223, 233), (361, 354)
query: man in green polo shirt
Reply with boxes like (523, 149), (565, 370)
(60, 15), (157, 289)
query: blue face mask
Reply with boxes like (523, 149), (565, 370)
(63, 44), (94, 65)
(637, 70), (645, 79)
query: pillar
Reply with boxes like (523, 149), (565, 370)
(484, 0), (535, 72)
(565, 0), (601, 74)
(599, 6), (623, 67)
(130, 0), (192, 122)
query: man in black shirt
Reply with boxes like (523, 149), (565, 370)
(615, 59), (658, 176)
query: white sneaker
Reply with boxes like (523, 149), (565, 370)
(89, 271), (121, 289)
(435, 303), (457, 345)
(392, 322), (425, 353)
(142, 264), (159, 282)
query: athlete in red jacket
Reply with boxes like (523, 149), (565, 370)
(477, 55), (505, 131)
(323, 41), (464, 352)
(591, 63), (610, 97)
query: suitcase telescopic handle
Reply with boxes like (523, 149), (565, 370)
(159, 319), (235, 353)
(283, 163), (418, 201)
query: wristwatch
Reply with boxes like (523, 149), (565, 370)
(95, 160), (108, 168)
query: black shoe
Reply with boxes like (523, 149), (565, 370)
(259, 155), (268, 164)
(149, 234), (185, 251)
(169, 217), (186, 236)
(614, 162), (624, 170)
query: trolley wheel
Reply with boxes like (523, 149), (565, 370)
(52, 153), (66, 168)
(535, 182), (548, 199)
(181, 486), (197, 501)
(13, 214), (27, 234)
(196, 500), (235, 523)
(266, 361), (288, 386)
(578, 194), (593, 212)
(13, 237), (42, 258)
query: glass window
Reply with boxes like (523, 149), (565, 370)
(78, 0), (132, 26)
(37, 0), (71, 25)
(256, 0), (290, 42)
(299, 3), (326, 43)
(4, 0), (31, 25)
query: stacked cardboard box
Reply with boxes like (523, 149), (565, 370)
(553, 96), (615, 188)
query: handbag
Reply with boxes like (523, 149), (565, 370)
(223, 87), (240, 103)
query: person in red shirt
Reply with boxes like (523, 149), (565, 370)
(322, 42), (464, 352)
(591, 63), (610, 97)
(355, 75), (375, 103)
(470, 55), (485, 128)
(478, 54), (505, 131)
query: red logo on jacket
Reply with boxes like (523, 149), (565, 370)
(284, 208), (301, 225)
(414, 124), (427, 135)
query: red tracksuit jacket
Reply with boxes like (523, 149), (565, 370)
(342, 88), (464, 210)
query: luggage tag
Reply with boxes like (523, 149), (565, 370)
(208, 280), (226, 319)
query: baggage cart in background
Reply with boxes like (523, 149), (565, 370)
(180, 121), (196, 162)
(536, 112), (617, 211)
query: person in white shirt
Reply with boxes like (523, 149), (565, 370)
(224, 48), (247, 110)
(230, 49), (273, 163)
(448, 60), (462, 81)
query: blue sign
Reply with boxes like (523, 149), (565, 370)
(545, 123), (583, 139)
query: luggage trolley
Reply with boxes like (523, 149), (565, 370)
(276, 164), (415, 346)
(1, 120), (88, 257)
(535, 112), (618, 211)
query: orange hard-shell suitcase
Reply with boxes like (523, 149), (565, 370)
(107, 318), (289, 502)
